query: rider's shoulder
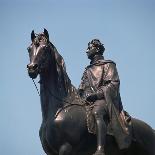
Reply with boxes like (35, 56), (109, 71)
(99, 59), (116, 65)
(86, 59), (116, 69)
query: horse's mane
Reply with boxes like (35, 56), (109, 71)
(49, 42), (71, 91)
(34, 32), (81, 104)
(35, 34), (70, 89)
(48, 42), (82, 104)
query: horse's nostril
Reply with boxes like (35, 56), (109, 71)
(27, 64), (38, 70)
(27, 64), (30, 69)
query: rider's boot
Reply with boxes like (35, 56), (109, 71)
(93, 115), (107, 155)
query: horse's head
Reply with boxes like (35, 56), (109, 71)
(27, 29), (51, 79)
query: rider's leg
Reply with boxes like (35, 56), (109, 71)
(92, 100), (107, 155)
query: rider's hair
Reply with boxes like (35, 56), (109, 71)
(89, 39), (105, 55)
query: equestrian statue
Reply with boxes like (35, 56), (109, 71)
(27, 29), (155, 155)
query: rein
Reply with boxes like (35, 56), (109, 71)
(30, 36), (83, 106)
(32, 78), (72, 105)
(32, 79), (40, 96)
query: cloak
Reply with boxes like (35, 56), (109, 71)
(79, 59), (131, 149)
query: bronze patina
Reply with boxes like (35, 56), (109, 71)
(78, 39), (131, 155)
(27, 29), (155, 155)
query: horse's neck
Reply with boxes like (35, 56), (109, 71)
(39, 46), (81, 121)
(39, 63), (73, 121)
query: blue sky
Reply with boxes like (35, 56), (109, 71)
(0, 0), (155, 155)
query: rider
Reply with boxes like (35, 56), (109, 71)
(78, 39), (131, 155)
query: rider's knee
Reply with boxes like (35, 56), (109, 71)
(92, 108), (106, 119)
(93, 105), (107, 119)
(92, 110), (100, 118)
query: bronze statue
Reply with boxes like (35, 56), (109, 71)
(78, 39), (131, 155)
(27, 29), (155, 155)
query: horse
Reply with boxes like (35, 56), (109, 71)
(27, 29), (155, 155)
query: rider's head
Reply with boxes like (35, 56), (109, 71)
(86, 39), (105, 60)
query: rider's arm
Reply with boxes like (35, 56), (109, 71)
(98, 62), (120, 97)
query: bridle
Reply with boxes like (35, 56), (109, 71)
(29, 35), (82, 105)
(32, 78), (40, 96)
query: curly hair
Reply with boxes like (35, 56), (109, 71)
(88, 39), (105, 55)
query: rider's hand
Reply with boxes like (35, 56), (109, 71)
(86, 91), (104, 102)
(86, 93), (98, 102)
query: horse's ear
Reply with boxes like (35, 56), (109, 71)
(31, 30), (36, 42)
(44, 28), (49, 40)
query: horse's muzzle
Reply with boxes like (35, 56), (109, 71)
(27, 63), (39, 79)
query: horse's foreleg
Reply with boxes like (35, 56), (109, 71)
(40, 126), (57, 155)
(59, 142), (72, 155)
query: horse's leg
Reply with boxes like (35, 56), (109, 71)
(40, 125), (58, 155)
(59, 142), (72, 155)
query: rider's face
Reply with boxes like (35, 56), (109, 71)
(86, 44), (98, 59)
